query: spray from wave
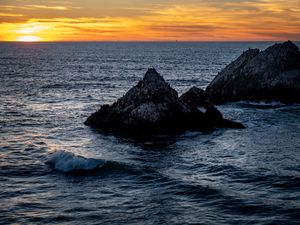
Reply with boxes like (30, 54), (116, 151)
(46, 151), (106, 172)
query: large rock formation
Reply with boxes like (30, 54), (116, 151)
(85, 69), (244, 133)
(206, 41), (300, 104)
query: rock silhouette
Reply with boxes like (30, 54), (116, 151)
(179, 86), (208, 108)
(206, 41), (300, 103)
(179, 86), (244, 129)
(85, 68), (244, 133)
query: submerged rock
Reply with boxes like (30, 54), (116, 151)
(206, 41), (300, 104)
(85, 68), (244, 133)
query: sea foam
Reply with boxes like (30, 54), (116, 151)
(47, 151), (105, 172)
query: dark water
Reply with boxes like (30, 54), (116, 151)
(1, 42), (300, 224)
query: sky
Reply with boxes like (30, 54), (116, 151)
(0, 0), (300, 41)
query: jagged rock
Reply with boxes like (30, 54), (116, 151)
(179, 87), (244, 129)
(203, 104), (244, 129)
(85, 68), (244, 133)
(179, 86), (208, 108)
(206, 41), (300, 104)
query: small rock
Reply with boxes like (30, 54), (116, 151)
(179, 86), (208, 108)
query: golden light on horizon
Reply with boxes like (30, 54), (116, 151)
(16, 35), (41, 42)
(0, 1), (299, 41)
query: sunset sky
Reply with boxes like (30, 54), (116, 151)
(0, 0), (300, 41)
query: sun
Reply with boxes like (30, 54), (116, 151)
(16, 36), (41, 42)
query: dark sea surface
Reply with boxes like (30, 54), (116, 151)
(1, 42), (300, 225)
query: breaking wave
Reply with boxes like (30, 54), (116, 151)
(46, 151), (106, 173)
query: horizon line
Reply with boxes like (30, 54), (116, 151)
(1, 40), (299, 43)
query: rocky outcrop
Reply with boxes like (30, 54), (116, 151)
(85, 68), (244, 133)
(179, 86), (208, 108)
(206, 41), (300, 104)
(179, 86), (244, 129)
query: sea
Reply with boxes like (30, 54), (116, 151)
(1, 42), (300, 225)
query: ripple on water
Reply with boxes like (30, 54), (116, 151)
(1, 42), (300, 224)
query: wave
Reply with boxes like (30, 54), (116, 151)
(236, 101), (285, 109)
(46, 151), (148, 175)
(236, 101), (300, 110)
(46, 151), (106, 173)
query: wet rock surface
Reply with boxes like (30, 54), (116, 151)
(85, 68), (244, 133)
(206, 41), (300, 104)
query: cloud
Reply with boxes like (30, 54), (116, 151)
(151, 25), (217, 32)
(253, 31), (300, 40)
(0, 4), (70, 11)
(61, 25), (122, 34)
(0, 0), (299, 41)
(26, 5), (69, 10)
(0, 13), (24, 17)
(0, 12), (26, 23)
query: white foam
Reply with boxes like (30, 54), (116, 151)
(47, 151), (105, 172)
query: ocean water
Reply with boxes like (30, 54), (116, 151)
(0, 42), (300, 225)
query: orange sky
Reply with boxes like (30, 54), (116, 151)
(0, 0), (300, 41)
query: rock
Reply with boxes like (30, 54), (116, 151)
(206, 41), (300, 104)
(179, 86), (208, 108)
(85, 68), (244, 133)
(203, 103), (244, 129)
(179, 87), (245, 129)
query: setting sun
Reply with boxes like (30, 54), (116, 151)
(16, 36), (41, 42)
